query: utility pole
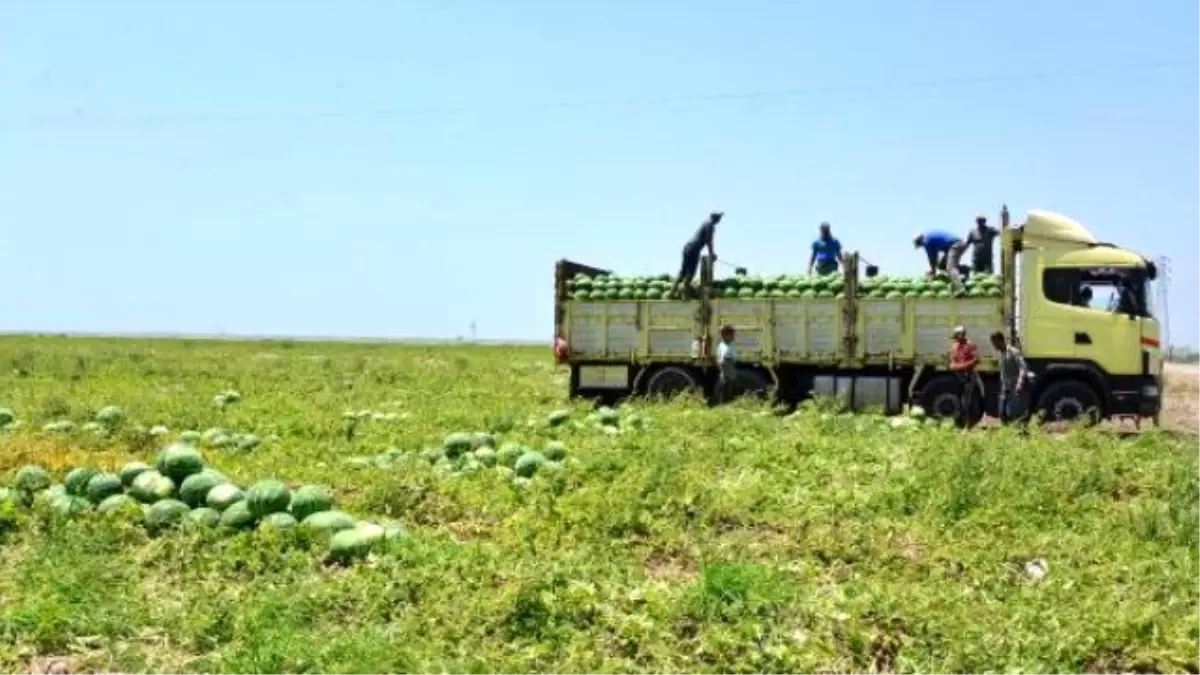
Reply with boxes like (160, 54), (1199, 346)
(470, 320), (477, 342)
(1155, 256), (1171, 357)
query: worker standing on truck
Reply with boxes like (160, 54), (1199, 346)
(808, 222), (844, 276)
(966, 215), (1000, 275)
(990, 331), (1030, 426)
(673, 211), (722, 299)
(914, 230), (968, 293)
(949, 326), (981, 428)
(715, 324), (737, 404)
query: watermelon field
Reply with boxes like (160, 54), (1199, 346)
(0, 335), (1196, 673)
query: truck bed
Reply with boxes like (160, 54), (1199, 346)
(561, 294), (1003, 368)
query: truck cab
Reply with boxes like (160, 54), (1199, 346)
(1004, 209), (1162, 422)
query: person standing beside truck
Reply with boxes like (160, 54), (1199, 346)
(990, 331), (1030, 426)
(808, 222), (844, 276)
(948, 326), (981, 428)
(914, 230), (968, 294)
(673, 211), (722, 299)
(966, 215), (1000, 275)
(715, 324), (737, 404)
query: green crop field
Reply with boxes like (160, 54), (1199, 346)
(0, 335), (1196, 674)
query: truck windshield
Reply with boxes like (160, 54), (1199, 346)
(1043, 266), (1153, 318)
(1077, 269), (1151, 318)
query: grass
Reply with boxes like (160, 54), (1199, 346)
(0, 335), (1197, 674)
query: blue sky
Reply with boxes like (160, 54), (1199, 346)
(1, 0), (1196, 344)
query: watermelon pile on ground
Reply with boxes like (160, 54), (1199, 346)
(1, 441), (406, 564)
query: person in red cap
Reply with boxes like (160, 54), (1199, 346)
(949, 325), (981, 427)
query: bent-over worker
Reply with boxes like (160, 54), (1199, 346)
(914, 230), (968, 294)
(673, 211), (722, 298)
(808, 222), (844, 276)
(949, 326), (981, 428)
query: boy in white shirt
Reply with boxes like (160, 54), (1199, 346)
(715, 324), (737, 404)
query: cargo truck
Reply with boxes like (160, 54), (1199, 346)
(553, 207), (1163, 425)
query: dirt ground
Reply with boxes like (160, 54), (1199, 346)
(1162, 362), (1199, 434)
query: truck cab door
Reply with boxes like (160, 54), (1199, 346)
(1071, 280), (1142, 375)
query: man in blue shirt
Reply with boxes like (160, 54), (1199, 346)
(913, 230), (968, 293)
(808, 222), (843, 276)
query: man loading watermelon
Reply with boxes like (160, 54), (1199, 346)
(913, 230), (968, 294)
(672, 211), (722, 299)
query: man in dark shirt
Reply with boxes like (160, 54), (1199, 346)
(673, 211), (721, 298)
(966, 215), (1000, 275)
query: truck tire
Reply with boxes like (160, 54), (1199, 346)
(1035, 380), (1102, 425)
(643, 366), (702, 400)
(919, 374), (983, 427)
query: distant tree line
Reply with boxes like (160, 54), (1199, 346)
(1166, 347), (1199, 363)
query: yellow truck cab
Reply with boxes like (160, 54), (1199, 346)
(554, 206), (1162, 425)
(1003, 208), (1162, 422)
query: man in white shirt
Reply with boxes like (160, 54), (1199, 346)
(715, 324), (737, 404)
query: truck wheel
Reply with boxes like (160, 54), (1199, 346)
(1036, 380), (1102, 425)
(920, 375), (964, 420)
(919, 375), (983, 427)
(643, 366), (701, 400)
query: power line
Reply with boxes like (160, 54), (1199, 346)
(1, 59), (1190, 129)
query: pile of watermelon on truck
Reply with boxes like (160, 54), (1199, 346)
(554, 206), (1163, 430)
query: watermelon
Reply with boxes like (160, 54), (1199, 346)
(544, 441), (567, 462)
(596, 407), (620, 426)
(473, 446), (498, 467)
(470, 432), (495, 449)
(301, 510), (357, 534)
(96, 493), (142, 519)
(245, 480), (292, 518)
(145, 499), (190, 532)
(259, 512), (297, 530)
(442, 433), (473, 458)
(380, 520), (407, 542)
(85, 473), (124, 504)
(64, 467), (99, 496)
(50, 494), (90, 518)
(186, 507), (221, 528)
(130, 471), (176, 503)
(328, 526), (379, 562)
(179, 470), (227, 508)
(178, 430), (202, 445)
(496, 442), (525, 468)
(95, 405), (124, 427)
(0, 408), (15, 427)
(514, 451), (546, 478)
(234, 433), (261, 451)
(155, 443), (206, 483)
(119, 462), (152, 487)
(14, 465), (52, 493)
(42, 420), (75, 434)
(220, 500), (257, 529)
(288, 485), (334, 521)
